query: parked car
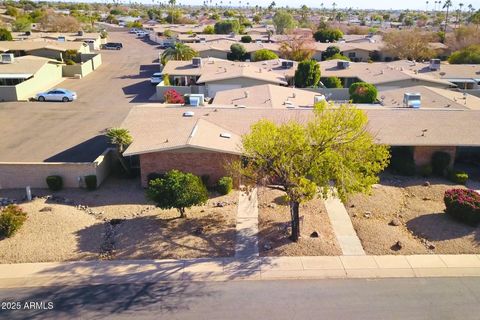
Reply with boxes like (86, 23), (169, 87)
(150, 72), (163, 85)
(136, 31), (149, 37)
(129, 28), (139, 33)
(102, 42), (123, 50)
(36, 89), (77, 102)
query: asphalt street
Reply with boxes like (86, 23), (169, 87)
(1, 278), (480, 319)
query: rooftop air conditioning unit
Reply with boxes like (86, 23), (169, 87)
(314, 95), (326, 104)
(0, 53), (14, 64)
(192, 57), (202, 67)
(403, 93), (421, 108)
(337, 61), (350, 69)
(281, 60), (294, 69)
(429, 58), (441, 71)
(57, 36), (66, 42)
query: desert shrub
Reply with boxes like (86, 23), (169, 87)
(418, 164), (432, 177)
(164, 89), (185, 104)
(322, 76), (343, 88)
(349, 82), (377, 103)
(147, 172), (166, 184)
(313, 28), (343, 43)
(216, 176), (233, 195)
(431, 151), (451, 176)
(241, 35), (252, 43)
(46, 175), (63, 191)
(84, 175), (97, 190)
(444, 189), (480, 226)
(389, 147), (416, 176)
(0, 205), (27, 238)
(146, 170), (208, 218)
(448, 170), (469, 185)
(252, 49), (279, 61)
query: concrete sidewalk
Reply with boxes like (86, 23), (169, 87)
(234, 188), (259, 259)
(2, 254), (480, 288)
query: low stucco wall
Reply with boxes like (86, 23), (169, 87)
(62, 53), (102, 78)
(0, 86), (18, 101)
(0, 149), (113, 189)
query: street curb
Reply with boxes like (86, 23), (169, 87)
(1, 255), (480, 288)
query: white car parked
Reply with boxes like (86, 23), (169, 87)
(150, 72), (163, 85)
(136, 30), (149, 37)
(36, 88), (77, 102)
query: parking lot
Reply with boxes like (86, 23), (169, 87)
(0, 31), (161, 162)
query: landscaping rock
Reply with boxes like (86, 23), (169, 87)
(215, 202), (227, 208)
(389, 218), (401, 226)
(39, 206), (53, 212)
(364, 211), (372, 218)
(194, 227), (204, 235)
(310, 231), (319, 238)
(423, 181), (431, 187)
(267, 203), (276, 208)
(422, 197), (431, 201)
(263, 242), (272, 250)
(391, 240), (403, 251)
(350, 204), (355, 208)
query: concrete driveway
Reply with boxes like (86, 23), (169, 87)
(0, 31), (161, 162)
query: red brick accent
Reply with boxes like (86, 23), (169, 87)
(413, 146), (456, 167)
(140, 150), (239, 187)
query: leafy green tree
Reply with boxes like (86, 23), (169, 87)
(326, 53), (350, 61)
(294, 60), (321, 88)
(349, 82), (378, 103)
(12, 16), (32, 32)
(5, 6), (19, 17)
(147, 170), (208, 218)
(0, 29), (13, 41)
(227, 43), (248, 61)
(322, 45), (340, 60)
(272, 10), (295, 34)
(161, 43), (198, 65)
(241, 35), (252, 43)
(448, 45), (480, 64)
(232, 102), (390, 241)
(470, 10), (480, 30)
(203, 25), (215, 34)
(252, 49), (279, 61)
(313, 28), (343, 42)
(322, 76), (343, 88)
(214, 20), (240, 34)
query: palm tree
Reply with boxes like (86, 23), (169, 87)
(443, 0), (452, 31)
(458, 3), (464, 25)
(169, 0), (176, 24)
(161, 43), (198, 65)
(106, 128), (133, 174)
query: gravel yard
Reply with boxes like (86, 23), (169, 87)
(0, 178), (238, 262)
(346, 174), (480, 255)
(258, 187), (342, 256)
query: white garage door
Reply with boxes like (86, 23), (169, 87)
(207, 84), (242, 98)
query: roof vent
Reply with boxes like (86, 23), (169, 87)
(284, 101), (295, 108)
(183, 111), (195, 117)
(220, 132), (231, 138)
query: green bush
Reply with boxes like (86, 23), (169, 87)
(418, 164), (433, 177)
(46, 175), (63, 191)
(389, 147), (416, 176)
(431, 151), (451, 176)
(444, 189), (480, 226)
(241, 35), (252, 43)
(147, 172), (166, 184)
(349, 82), (378, 103)
(84, 175), (97, 191)
(322, 76), (343, 88)
(0, 205), (27, 238)
(448, 45), (480, 64)
(448, 170), (469, 185)
(216, 176), (233, 195)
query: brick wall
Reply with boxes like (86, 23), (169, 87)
(140, 150), (240, 187)
(413, 146), (456, 167)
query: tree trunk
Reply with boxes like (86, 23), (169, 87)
(289, 201), (300, 242)
(179, 207), (186, 218)
(113, 148), (131, 175)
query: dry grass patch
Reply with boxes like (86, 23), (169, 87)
(0, 199), (102, 263)
(258, 187), (341, 256)
(346, 174), (480, 255)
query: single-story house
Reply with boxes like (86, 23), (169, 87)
(0, 40), (91, 61)
(12, 32), (105, 50)
(158, 58), (296, 99)
(0, 55), (63, 101)
(122, 105), (480, 187)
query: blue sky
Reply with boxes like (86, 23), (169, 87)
(168, 0), (480, 10)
